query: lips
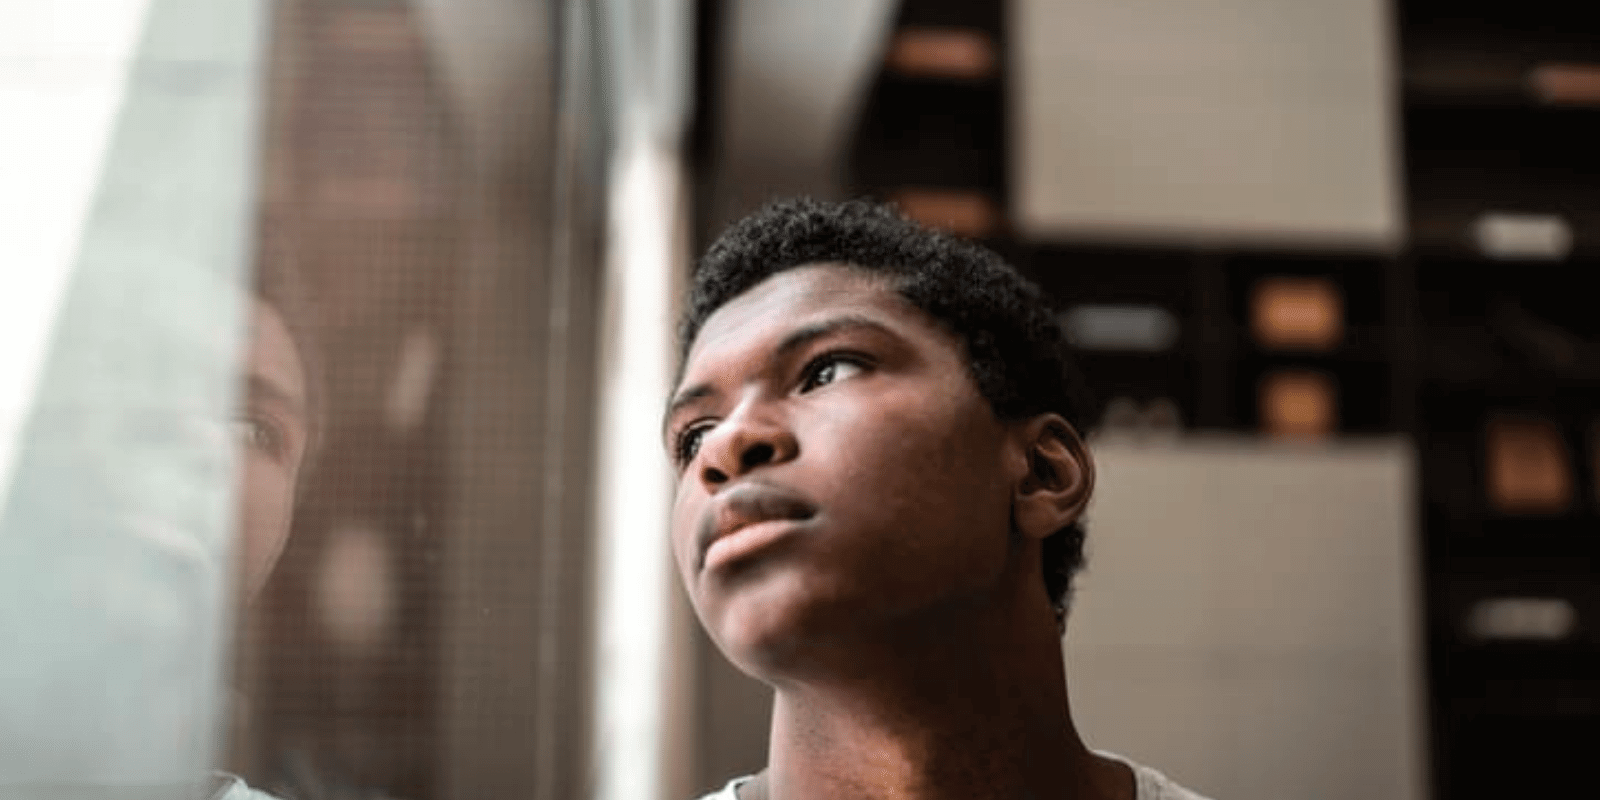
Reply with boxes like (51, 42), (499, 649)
(697, 482), (817, 571)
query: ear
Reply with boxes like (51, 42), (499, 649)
(1010, 414), (1094, 541)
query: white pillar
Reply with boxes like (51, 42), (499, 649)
(590, 1), (695, 798)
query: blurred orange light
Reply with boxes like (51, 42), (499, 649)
(1260, 369), (1337, 441)
(1486, 416), (1572, 514)
(1528, 62), (1600, 105)
(892, 189), (1000, 238)
(885, 27), (998, 81)
(1251, 276), (1343, 352)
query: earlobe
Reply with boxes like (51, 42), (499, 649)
(1012, 415), (1094, 541)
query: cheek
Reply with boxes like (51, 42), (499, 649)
(793, 397), (1013, 625)
(814, 393), (1008, 541)
(235, 453), (296, 590)
(668, 489), (703, 585)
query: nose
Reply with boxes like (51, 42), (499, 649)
(698, 406), (798, 489)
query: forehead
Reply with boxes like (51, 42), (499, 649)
(684, 264), (934, 368)
(249, 299), (308, 408)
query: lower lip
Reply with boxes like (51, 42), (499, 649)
(704, 518), (806, 572)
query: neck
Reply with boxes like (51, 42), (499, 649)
(754, 593), (1125, 800)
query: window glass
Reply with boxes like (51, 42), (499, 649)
(0, 1), (604, 798)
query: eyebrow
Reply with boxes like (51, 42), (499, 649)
(247, 373), (307, 422)
(661, 314), (894, 434)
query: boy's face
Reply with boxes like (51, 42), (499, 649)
(235, 299), (310, 601)
(665, 264), (1026, 675)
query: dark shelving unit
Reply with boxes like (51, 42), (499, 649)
(1404, 2), (1600, 796)
(837, 1), (1600, 797)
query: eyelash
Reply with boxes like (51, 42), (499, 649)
(671, 350), (873, 468)
(236, 412), (288, 462)
(798, 351), (870, 393)
(674, 421), (713, 467)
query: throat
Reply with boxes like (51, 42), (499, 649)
(759, 622), (1102, 800)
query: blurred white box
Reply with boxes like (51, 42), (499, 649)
(1012, 0), (1402, 250)
(1067, 437), (1426, 800)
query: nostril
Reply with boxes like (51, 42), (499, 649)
(741, 442), (775, 470)
(703, 465), (729, 485)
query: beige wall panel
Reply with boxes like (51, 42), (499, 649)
(1067, 438), (1425, 800)
(1012, 0), (1401, 250)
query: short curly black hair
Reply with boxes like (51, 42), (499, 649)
(678, 198), (1095, 628)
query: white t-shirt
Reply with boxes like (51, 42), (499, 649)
(693, 753), (1213, 800)
(1116, 755), (1213, 800)
(210, 774), (284, 800)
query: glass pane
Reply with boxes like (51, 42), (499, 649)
(1, 1), (603, 798)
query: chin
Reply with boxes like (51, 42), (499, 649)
(703, 570), (863, 682)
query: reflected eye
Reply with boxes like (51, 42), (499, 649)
(234, 415), (286, 460)
(799, 353), (867, 393)
(674, 421), (714, 467)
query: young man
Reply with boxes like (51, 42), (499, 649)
(665, 199), (1211, 800)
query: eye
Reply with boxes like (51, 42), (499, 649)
(798, 352), (868, 393)
(673, 420), (715, 467)
(234, 414), (286, 461)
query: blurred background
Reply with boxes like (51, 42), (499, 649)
(0, 0), (1595, 799)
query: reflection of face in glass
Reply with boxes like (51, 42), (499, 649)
(235, 299), (310, 600)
